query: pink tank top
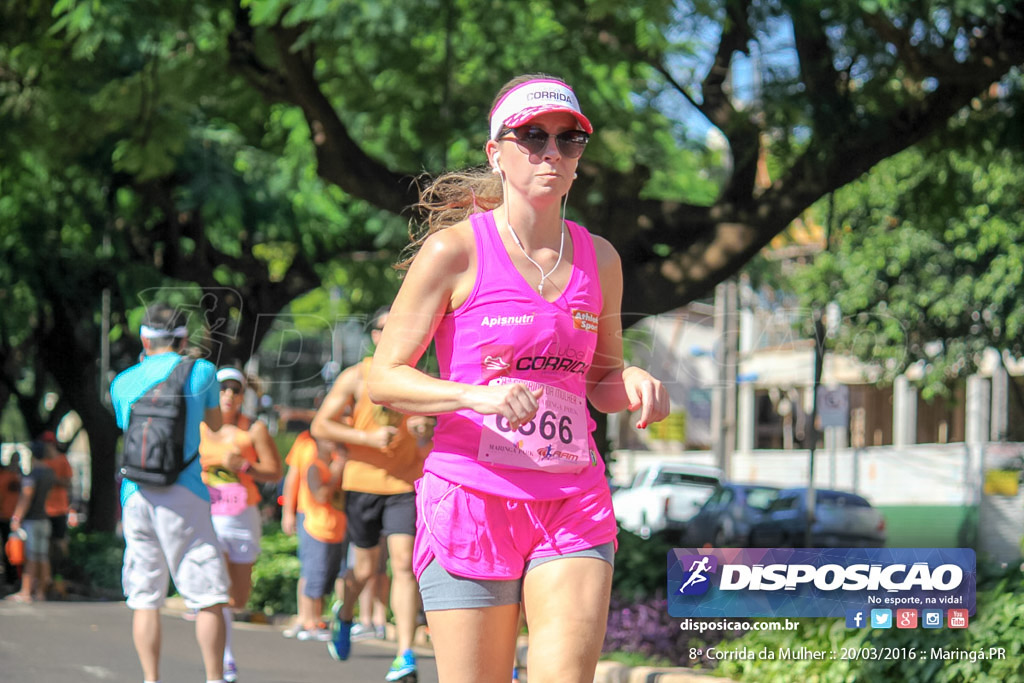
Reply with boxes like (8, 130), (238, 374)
(427, 210), (607, 500)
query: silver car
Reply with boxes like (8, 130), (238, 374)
(748, 487), (887, 548)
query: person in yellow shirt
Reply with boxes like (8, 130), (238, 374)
(200, 367), (282, 682)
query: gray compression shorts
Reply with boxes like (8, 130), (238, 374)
(418, 542), (615, 611)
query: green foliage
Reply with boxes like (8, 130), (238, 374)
(65, 525), (301, 614)
(787, 139), (1024, 398)
(273, 431), (305, 463)
(225, 0), (707, 192)
(66, 530), (126, 598)
(248, 524), (300, 616)
(717, 565), (1024, 682)
(602, 650), (674, 668)
(1, 397), (29, 442)
(613, 526), (677, 599)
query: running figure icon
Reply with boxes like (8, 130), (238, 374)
(678, 557), (712, 594)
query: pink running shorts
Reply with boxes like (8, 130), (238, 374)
(413, 471), (618, 581)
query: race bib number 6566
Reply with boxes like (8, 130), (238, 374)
(477, 378), (592, 473)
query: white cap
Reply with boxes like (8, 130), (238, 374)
(216, 367), (246, 387)
(489, 78), (592, 140)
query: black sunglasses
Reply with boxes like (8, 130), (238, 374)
(499, 126), (590, 159)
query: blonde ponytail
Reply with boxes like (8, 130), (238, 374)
(397, 167), (503, 269)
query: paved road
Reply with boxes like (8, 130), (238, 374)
(0, 598), (438, 682)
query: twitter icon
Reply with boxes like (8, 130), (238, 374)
(871, 609), (892, 628)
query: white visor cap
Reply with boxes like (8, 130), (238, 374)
(489, 78), (592, 141)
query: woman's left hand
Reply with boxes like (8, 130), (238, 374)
(623, 366), (670, 429)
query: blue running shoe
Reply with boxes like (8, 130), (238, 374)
(328, 601), (352, 662)
(384, 649), (417, 681)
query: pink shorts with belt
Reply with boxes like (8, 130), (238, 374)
(413, 471), (618, 581)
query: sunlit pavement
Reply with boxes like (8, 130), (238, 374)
(0, 598), (438, 682)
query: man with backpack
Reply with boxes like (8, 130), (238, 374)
(110, 303), (232, 683)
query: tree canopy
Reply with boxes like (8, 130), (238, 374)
(786, 92), (1024, 399)
(2, 0), (1023, 529)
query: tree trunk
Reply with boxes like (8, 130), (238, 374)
(78, 402), (120, 532)
(38, 297), (123, 532)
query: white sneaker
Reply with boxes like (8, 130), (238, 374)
(297, 624), (332, 642)
(350, 622), (386, 642)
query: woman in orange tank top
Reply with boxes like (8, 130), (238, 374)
(200, 367), (282, 682)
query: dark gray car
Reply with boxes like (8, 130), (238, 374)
(749, 487), (887, 548)
(684, 483), (780, 548)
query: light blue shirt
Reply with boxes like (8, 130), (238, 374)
(110, 353), (219, 507)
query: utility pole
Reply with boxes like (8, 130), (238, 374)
(805, 191), (837, 546)
(712, 281), (738, 477)
(99, 233), (112, 406)
(805, 311), (826, 548)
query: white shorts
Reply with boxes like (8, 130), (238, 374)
(122, 486), (231, 611)
(213, 505), (263, 564)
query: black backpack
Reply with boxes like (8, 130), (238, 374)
(119, 358), (198, 486)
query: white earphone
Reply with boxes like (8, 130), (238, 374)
(492, 151), (502, 174)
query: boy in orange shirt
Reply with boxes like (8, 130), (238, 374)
(280, 432), (316, 637)
(299, 438), (347, 642)
(281, 433), (349, 640)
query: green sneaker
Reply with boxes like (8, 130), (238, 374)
(384, 649), (417, 681)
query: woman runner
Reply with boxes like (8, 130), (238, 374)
(200, 367), (282, 682)
(368, 74), (670, 683)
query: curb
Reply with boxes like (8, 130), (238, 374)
(514, 636), (734, 683)
(593, 661), (734, 683)
(165, 599), (733, 682)
(162, 596), (433, 646)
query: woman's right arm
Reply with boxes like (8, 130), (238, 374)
(369, 227), (542, 428)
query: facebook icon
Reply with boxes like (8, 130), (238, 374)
(845, 609), (867, 628)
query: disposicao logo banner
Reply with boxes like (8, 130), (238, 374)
(667, 548), (976, 618)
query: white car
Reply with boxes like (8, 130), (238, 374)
(612, 462), (723, 539)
